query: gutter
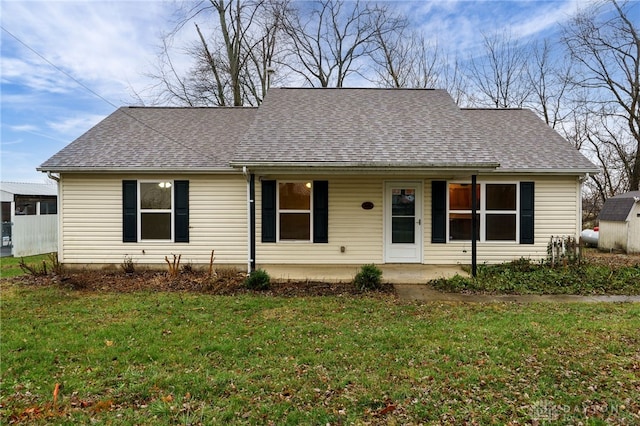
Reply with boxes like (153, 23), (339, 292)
(46, 171), (60, 182)
(36, 167), (240, 174)
(230, 161), (501, 170)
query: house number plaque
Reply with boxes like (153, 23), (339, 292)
(361, 201), (374, 210)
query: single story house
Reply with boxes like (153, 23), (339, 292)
(38, 88), (598, 273)
(598, 190), (640, 254)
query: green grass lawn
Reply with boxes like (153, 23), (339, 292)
(1, 282), (639, 425)
(0, 254), (55, 279)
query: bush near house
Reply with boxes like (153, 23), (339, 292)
(353, 264), (383, 291)
(244, 268), (271, 290)
(430, 257), (640, 295)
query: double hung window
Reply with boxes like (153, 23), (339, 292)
(261, 180), (328, 243)
(123, 180), (189, 243)
(139, 181), (173, 241)
(278, 182), (312, 241)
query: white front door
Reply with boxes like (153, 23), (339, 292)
(384, 182), (423, 263)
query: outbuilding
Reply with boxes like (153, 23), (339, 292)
(598, 191), (640, 254)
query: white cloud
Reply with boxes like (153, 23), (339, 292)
(1, 0), (179, 104)
(8, 124), (39, 133)
(47, 114), (106, 136)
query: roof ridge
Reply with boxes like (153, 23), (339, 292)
(272, 87), (439, 91)
(461, 107), (524, 111)
(124, 106), (259, 110)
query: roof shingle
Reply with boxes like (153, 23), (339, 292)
(39, 88), (598, 174)
(39, 107), (256, 171)
(599, 191), (640, 222)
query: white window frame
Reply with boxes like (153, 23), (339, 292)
(138, 180), (174, 242)
(276, 181), (313, 242)
(447, 181), (519, 243)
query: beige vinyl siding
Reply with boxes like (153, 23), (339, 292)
(59, 174), (247, 266)
(256, 175), (384, 264)
(59, 172), (584, 267)
(423, 175), (581, 264)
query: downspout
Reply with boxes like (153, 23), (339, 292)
(249, 173), (256, 273)
(243, 167), (256, 274)
(471, 174), (477, 277)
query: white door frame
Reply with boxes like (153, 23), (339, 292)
(384, 181), (423, 263)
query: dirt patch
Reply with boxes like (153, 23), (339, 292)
(583, 249), (640, 268)
(10, 268), (395, 297)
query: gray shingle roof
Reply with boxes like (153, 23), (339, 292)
(599, 191), (640, 222)
(39, 88), (599, 174)
(233, 88), (498, 168)
(38, 107), (257, 172)
(462, 108), (597, 171)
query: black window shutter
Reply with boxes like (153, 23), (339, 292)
(262, 180), (276, 243)
(123, 180), (137, 242)
(520, 182), (535, 244)
(174, 180), (189, 243)
(432, 181), (447, 243)
(313, 180), (329, 243)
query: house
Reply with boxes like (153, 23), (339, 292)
(38, 88), (598, 274)
(597, 191), (640, 254)
(1, 181), (58, 257)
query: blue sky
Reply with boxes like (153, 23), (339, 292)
(0, 0), (610, 182)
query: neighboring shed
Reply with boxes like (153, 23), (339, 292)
(598, 191), (640, 254)
(1, 182), (59, 257)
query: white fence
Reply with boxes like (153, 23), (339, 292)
(11, 215), (58, 257)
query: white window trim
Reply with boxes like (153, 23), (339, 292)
(138, 180), (175, 242)
(276, 181), (313, 243)
(447, 181), (520, 243)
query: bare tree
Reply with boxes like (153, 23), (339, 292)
(466, 30), (532, 108)
(370, 26), (443, 89)
(280, 0), (404, 87)
(148, 0), (287, 106)
(526, 39), (575, 128)
(563, 0), (640, 191)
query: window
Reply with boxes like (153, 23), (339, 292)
(448, 184), (480, 241)
(448, 182), (518, 242)
(40, 201), (57, 215)
(485, 184), (517, 241)
(140, 181), (173, 240)
(123, 180), (189, 243)
(278, 182), (312, 241)
(262, 180), (328, 243)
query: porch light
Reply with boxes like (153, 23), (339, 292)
(305, 182), (312, 189)
(158, 182), (172, 188)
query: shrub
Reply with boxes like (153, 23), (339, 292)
(354, 264), (383, 291)
(244, 269), (271, 290)
(121, 256), (136, 274)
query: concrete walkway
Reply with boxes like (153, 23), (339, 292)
(394, 285), (640, 303)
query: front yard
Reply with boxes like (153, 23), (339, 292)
(1, 280), (639, 425)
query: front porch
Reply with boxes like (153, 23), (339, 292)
(261, 263), (467, 284)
